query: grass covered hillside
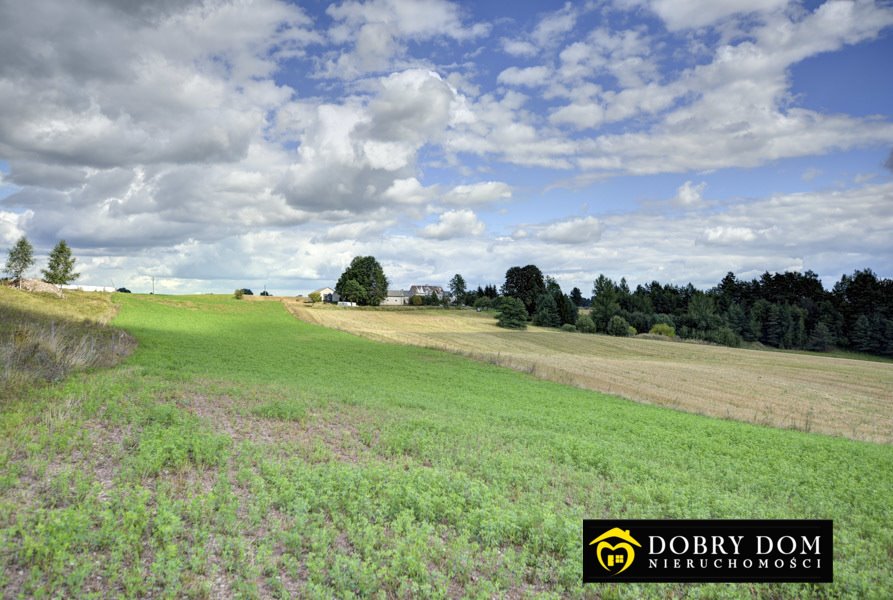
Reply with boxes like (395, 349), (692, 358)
(1, 293), (892, 598)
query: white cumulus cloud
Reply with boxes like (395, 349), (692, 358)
(537, 216), (602, 244)
(442, 181), (512, 205)
(497, 66), (552, 87)
(420, 209), (485, 239)
(674, 181), (707, 206)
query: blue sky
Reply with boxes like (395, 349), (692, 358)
(1, 0), (891, 295)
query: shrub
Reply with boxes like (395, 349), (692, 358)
(409, 294), (423, 306)
(628, 325), (637, 336)
(308, 291), (321, 304)
(260, 290), (271, 297)
(116, 287), (132, 294)
(473, 296), (492, 310)
(233, 289), (244, 300)
(241, 288), (254, 296)
(649, 323), (675, 337)
(575, 314), (596, 333)
(706, 327), (741, 348)
(561, 323), (576, 333)
(607, 315), (632, 337)
(625, 311), (652, 334)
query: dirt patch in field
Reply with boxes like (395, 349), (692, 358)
(185, 393), (371, 464)
(285, 301), (893, 443)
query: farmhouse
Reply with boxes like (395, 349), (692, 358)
(408, 285), (444, 300)
(311, 287), (340, 303)
(383, 289), (409, 306)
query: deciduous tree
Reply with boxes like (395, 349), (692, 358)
(501, 265), (545, 316)
(341, 279), (367, 304)
(4, 236), (34, 285)
(42, 240), (80, 285)
(335, 256), (388, 306)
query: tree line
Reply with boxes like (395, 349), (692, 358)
(330, 256), (892, 356)
(457, 265), (892, 357)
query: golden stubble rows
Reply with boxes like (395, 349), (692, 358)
(285, 302), (893, 444)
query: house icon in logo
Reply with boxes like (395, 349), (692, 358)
(590, 527), (642, 575)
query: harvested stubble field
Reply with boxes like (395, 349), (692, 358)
(286, 302), (893, 444)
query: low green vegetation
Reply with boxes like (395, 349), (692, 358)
(1, 292), (892, 597)
(648, 323), (676, 337)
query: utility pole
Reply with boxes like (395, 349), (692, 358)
(152, 276), (155, 295)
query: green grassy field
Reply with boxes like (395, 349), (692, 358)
(1, 292), (892, 598)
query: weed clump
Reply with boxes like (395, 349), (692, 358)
(251, 399), (306, 422)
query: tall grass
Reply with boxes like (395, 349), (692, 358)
(0, 289), (135, 396)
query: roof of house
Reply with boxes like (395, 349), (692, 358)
(311, 287), (335, 295)
(387, 289), (408, 297)
(409, 285), (443, 295)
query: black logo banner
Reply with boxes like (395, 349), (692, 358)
(583, 519), (832, 583)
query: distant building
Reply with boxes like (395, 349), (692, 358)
(408, 285), (444, 300)
(61, 284), (115, 293)
(383, 289), (409, 306)
(311, 287), (340, 303)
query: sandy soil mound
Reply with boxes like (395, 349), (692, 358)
(17, 279), (63, 297)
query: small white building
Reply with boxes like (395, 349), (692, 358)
(61, 284), (115, 293)
(311, 287), (340, 303)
